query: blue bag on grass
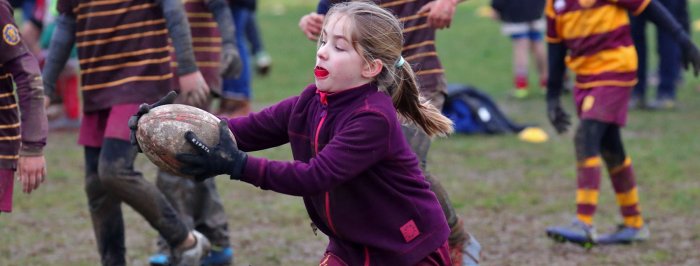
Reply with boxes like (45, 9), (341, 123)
(442, 84), (526, 134)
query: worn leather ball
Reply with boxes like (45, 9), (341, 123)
(136, 104), (235, 178)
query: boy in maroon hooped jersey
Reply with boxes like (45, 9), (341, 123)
(41, 0), (236, 264)
(0, 0), (49, 213)
(544, 0), (700, 246)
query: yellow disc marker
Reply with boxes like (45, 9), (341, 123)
(518, 127), (549, 143)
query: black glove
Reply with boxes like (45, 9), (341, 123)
(220, 43), (243, 79)
(176, 120), (247, 182)
(128, 91), (178, 152)
(680, 39), (700, 77)
(547, 98), (571, 134)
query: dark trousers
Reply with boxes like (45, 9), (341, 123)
(84, 139), (189, 266)
(155, 170), (230, 252)
(630, 0), (688, 100)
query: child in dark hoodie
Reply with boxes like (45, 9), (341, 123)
(132, 1), (453, 265)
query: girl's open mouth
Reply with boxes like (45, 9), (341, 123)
(314, 66), (329, 79)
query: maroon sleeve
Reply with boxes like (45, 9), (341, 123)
(4, 53), (48, 155)
(0, 0), (28, 63)
(227, 95), (298, 152)
(240, 111), (391, 196)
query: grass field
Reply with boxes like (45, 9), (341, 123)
(2, 0), (700, 265)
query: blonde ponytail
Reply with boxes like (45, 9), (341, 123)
(391, 61), (454, 137)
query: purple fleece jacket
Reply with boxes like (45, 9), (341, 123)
(228, 83), (449, 265)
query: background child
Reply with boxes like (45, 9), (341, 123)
(544, 0), (700, 246)
(149, 0), (242, 265)
(134, 2), (454, 264)
(218, 0), (256, 117)
(491, 0), (547, 99)
(42, 0), (218, 264)
(0, 0), (48, 212)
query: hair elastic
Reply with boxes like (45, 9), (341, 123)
(394, 56), (405, 69)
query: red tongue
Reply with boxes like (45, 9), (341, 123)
(314, 67), (329, 78)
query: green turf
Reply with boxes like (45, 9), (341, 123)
(1, 0), (699, 265)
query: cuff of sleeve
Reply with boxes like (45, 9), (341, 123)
(19, 145), (44, 156)
(238, 155), (265, 186)
(176, 60), (199, 76)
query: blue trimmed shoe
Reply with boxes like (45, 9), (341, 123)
(597, 224), (649, 245)
(148, 252), (169, 266)
(201, 246), (233, 266)
(148, 245), (233, 266)
(546, 219), (597, 248)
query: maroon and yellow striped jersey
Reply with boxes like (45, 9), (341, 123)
(545, 0), (651, 89)
(0, 65), (20, 168)
(378, 0), (444, 93)
(170, 0), (223, 94)
(58, 0), (173, 112)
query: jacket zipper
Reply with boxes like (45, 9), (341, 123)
(314, 103), (339, 236)
(364, 246), (370, 266)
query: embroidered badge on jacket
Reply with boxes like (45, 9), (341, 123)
(3, 24), (20, 45)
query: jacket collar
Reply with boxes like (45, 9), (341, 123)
(315, 83), (379, 111)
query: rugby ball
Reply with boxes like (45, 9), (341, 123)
(136, 104), (235, 178)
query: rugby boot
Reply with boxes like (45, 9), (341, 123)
(597, 224), (649, 245)
(546, 219), (597, 248)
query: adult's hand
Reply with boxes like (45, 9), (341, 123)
(299, 12), (325, 41)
